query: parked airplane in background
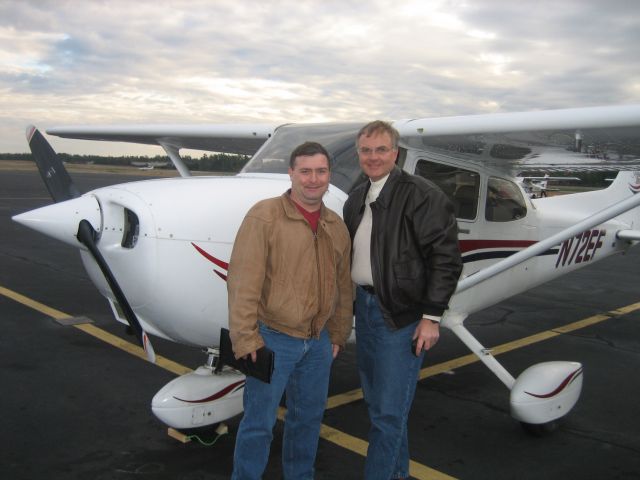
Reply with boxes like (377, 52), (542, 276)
(517, 174), (581, 198)
(12, 104), (640, 434)
(131, 160), (169, 170)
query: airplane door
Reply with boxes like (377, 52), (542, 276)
(411, 159), (481, 233)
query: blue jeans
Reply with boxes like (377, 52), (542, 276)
(232, 323), (333, 480)
(355, 286), (424, 480)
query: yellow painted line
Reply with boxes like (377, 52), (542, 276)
(321, 304), (640, 480)
(0, 285), (191, 376)
(321, 423), (457, 480)
(278, 408), (457, 480)
(4, 284), (452, 478)
(610, 301), (640, 315)
(0, 285), (69, 320)
(326, 305), (640, 409)
(4, 283), (640, 480)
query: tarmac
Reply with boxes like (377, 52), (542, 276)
(1, 167), (640, 480)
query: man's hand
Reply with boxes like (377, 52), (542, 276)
(332, 344), (340, 359)
(243, 351), (258, 363)
(412, 318), (440, 356)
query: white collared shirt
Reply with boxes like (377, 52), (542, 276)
(351, 174), (389, 286)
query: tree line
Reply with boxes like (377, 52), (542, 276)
(1, 152), (620, 185)
(0, 152), (251, 173)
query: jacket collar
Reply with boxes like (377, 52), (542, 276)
(358, 166), (402, 210)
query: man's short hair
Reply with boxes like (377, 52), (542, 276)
(356, 120), (400, 150)
(289, 141), (331, 169)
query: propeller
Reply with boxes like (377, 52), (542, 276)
(26, 125), (81, 203)
(24, 126), (156, 363)
(76, 219), (156, 363)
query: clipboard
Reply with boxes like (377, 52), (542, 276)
(216, 328), (274, 383)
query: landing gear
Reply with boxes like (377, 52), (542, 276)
(151, 346), (246, 429)
(203, 346), (221, 370)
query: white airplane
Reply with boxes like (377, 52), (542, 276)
(516, 174), (581, 198)
(131, 160), (169, 170)
(12, 104), (640, 435)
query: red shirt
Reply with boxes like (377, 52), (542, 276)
(292, 200), (321, 233)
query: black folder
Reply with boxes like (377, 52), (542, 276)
(217, 328), (274, 383)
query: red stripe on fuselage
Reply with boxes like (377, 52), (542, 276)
(459, 239), (536, 254)
(192, 242), (229, 271)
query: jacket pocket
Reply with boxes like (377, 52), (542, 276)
(393, 259), (427, 303)
(263, 277), (294, 318)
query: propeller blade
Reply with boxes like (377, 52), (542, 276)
(26, 125), (81, 203)
(76, 219), (156, 363)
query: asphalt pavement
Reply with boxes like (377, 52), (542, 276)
(1, 167), (639, 479)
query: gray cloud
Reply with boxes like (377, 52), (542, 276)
(0, 0), (638, 155)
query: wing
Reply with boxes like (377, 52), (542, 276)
(45, 105), (640, 175)
(47, 124), (277, 156)
(394, 105), (640, 174)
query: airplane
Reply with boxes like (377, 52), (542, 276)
(131, 160), (169, 170)
(11, 104), (640, 435)
(516, 174), (581, 198)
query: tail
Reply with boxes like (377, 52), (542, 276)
(608, 170), (640, 230)
(608, 170), (640, 196)
(26, 125), (81, 202)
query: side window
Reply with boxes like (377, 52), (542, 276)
(415, 160), (480, 220)
(485, 177), (527, 222)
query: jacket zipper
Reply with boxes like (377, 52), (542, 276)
(310, 229), (321, 338)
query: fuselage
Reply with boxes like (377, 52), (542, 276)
(12, 123), (639, 347)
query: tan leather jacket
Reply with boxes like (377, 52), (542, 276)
(228, 192), (352, 359)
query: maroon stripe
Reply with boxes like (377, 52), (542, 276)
(173, 380), (245, 403)
(214, 270), (227, 281)
(524, 367), (583, 399)
(192, 242), (229, 270)
(459, 239), (536, 254)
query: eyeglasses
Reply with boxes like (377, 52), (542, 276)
(357, 146), (395, 156)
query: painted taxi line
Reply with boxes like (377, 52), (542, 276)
(3, 284), (639, 480)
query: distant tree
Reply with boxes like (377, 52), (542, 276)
(1, 152), (251, 173)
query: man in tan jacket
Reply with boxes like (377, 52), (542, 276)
(228, 141), (352, 480)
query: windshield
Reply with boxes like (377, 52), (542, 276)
(242, 123), (365, 194)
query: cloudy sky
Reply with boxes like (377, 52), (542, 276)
(1, 0), (639, 156)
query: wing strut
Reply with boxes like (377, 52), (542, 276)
(456, 192), (640, 294)
(159, 141), (192, 178)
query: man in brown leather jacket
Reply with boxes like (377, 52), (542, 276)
(228, 141), (352, 480)
(343, 121), (462, 480)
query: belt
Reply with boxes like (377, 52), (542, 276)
(359, 285), (375, 295)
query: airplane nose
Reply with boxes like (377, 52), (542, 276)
(12, 195), (102, 248)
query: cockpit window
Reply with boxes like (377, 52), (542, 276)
(485, 177), (527, 222)
(242, 123), (365, 194)
(415, 160), (480, 220)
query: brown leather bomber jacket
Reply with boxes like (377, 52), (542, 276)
(228, 192), (353, 359)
